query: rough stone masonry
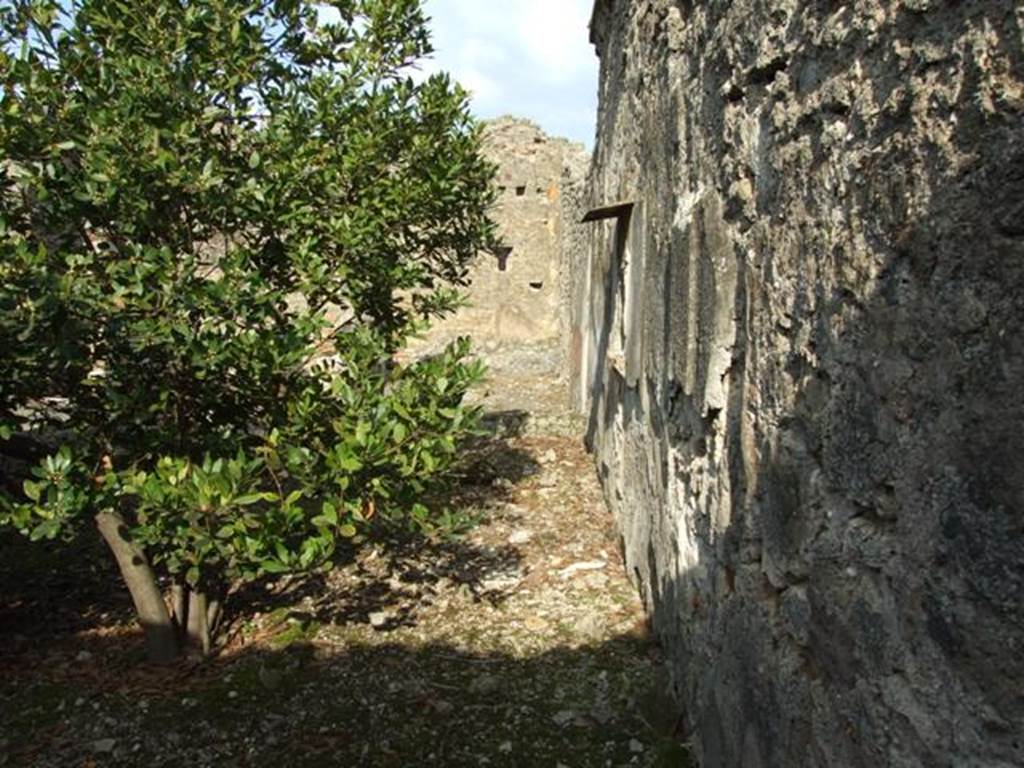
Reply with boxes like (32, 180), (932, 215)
(570, 1), (1024, 766)
(409, 116), (587, 379)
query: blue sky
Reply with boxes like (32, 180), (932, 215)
(418, 0), (598, 147)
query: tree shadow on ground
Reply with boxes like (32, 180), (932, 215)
(479, 408), (534, 438)
(0, 627), (691, 768)
(0, 434), (542, 653)
(227, 434), (541, 631)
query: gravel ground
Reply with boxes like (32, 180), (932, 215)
(0, 376), (692, 767)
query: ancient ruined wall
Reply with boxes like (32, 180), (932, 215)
(411, 117), (587, 377)
(573, 1), (1024, 766)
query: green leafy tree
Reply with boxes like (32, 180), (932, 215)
(0, 0), (495, 661)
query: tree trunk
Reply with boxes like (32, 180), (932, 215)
(170, 581), (188, 639)
(206, 596), (223, 639)
(95, 510), (179, 663)
(187, 589), (211, 657)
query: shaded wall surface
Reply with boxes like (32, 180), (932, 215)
(572, 1), (1024, 766)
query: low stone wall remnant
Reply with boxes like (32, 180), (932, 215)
(409, 117), (588, 380)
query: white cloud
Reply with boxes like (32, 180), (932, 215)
(512, 0), (594, 84)
(320, 1), (598, 146)
(458, 65), (502, 102)
(423, 0), (597, 145)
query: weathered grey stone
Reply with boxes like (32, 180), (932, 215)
(571, 1), (1024, 766)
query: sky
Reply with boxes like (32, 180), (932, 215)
(417, 0), (599, 148)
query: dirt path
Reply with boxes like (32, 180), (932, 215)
(0, 374), (688, 767)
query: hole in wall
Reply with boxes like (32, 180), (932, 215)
(494, 246), (512, 272)
(528, 281), (543, 290)
(498, 185), (507, 194)
(515, 186), (526, 196)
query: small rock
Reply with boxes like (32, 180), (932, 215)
(481, 573), (521, 591)
(552, 709), (576, 727)
(498, 741), (513, 753)
(91, 739), (116, 754)
(368, 611), (389, 628)
(402, 679), (427, 698)
(629, 738), (645, 753)
(558, 560), (607, 579)
(432, 699), (455, 716)
(227, 690), (238, 699)
(590, 699), (614, 725)
(574, 612), (606, 640)
(524, 616), (547, 631)
(257, 667), (283, 691)
(507, 529), (534, 545)
(76, 650), (93, 663)
(540, 449), (557, 464)
(470, 674), (501, 696)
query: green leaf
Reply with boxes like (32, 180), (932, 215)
(321, 501), (338, 526)
(30, 519), (61, 541)
(22, 480), (41, 502)
(338, 454), (362, 472)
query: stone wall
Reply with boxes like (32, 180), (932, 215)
(572, 1), (1024, 766)
(410, 117), (587, 377)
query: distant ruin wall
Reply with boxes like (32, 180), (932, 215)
(410, 117), (587, 377)
(572, 1), (1024, 766)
